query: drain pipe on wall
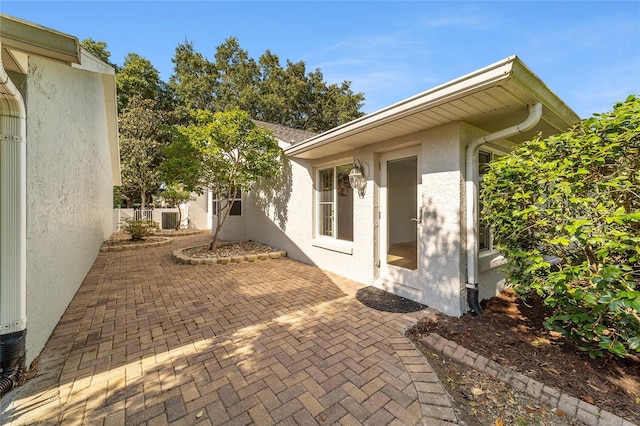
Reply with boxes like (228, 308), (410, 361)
(0, 44), (28, 397)
(465, 102), (542, 315)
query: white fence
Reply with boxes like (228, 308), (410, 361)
(133, 208), (154, 221)
(113, 208), (185, 233)
(112, 194), (212, 234)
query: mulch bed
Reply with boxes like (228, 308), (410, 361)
(406, 289), (640, 424)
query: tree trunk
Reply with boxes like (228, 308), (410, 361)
(140, 188), (146, 209)
(209, 224), (223, 251)
(175, 205), (182, 230)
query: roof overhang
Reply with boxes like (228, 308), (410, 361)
(0, 14), (81, 66)
(285, 56), (580, 160)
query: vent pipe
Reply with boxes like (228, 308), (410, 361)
(465, 102), (542, 315)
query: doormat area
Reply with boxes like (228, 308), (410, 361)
(356, 286), (428, 313)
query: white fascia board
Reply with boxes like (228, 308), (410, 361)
(285, 56), (519, 157)
(276, 139), (290, 150)
(2, 47), (28, 74)
(509, 59), (580, 124)
(73, 48), (115, 75)
(0, 14), (81, 65)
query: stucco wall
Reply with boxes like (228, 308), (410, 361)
(189, 192), (211, 230)
(244, 121), (515, 317)
(245, 124), (467, 316)
(418, 123), (466, 316)
(247, 150), (377, 286)
(24, 56), (114, 366)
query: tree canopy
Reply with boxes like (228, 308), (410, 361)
(118, 96), (175, 207)
(116, 53), (174, 112)
(169, 37), (365, 131)
(481, 95), (640, 358)
(88, 36), (365, 209)
(173, 109), (282, 250)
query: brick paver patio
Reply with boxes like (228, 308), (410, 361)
(1, 234), (458, 425)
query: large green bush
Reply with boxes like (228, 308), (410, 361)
(482, 95), (639, 358)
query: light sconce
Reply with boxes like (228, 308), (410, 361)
(349, 159), (368, 199)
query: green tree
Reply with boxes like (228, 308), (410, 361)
(252, 54), (365, 132)
(212, 37), (259, 113)
(481, 95), (640, 358)
(119, 96), (174, 207)
(169, 41), (218, 114)
(117, 53), (173, 112)
(160, 133), (202, 194)
(169, 37), (365, 132)
(173, 109), (282, 250)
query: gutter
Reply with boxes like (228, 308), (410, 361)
(0, 41), (28, 397)
(0, 14), (81, 65)
(465, 102), (542, 315)
(285, 56), (519, 158)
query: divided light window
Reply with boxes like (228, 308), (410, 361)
(318, 164), (354, 242)
(213, 189), (242, 217)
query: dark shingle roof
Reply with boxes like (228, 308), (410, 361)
(253, 120), (318, 145)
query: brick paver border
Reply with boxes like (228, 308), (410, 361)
(420, 333), (637, 426)
(172, 246), (287, 265)
(393, 332), (459, 425)
(99, 237), (173, 252)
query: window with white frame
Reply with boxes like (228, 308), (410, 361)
(317, 163), (354, 241)
(478, 150), (502, 251)
(213, 189), (242, 217)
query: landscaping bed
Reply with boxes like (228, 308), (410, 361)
(406, 288), (639, 425)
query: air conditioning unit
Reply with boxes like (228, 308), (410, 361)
(162, 212), (179, 230)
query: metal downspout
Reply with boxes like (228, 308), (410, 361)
(465, 102), (542, 315)
(0, 42), (28, 397)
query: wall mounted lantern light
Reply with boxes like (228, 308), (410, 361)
(349, 159), (368, 198)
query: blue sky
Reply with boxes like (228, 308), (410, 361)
(2, 1), (639, 118)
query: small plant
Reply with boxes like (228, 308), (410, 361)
(121, 219), (158, 240)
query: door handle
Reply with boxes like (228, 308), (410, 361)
(411, 207), (423, 225)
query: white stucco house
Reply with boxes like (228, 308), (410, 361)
(221, 56), (579, 317)
(0, 14), (119, 384)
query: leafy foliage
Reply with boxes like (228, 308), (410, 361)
(159, 184), (194, 229)
(113, 187), (124, 208)
(481, 95), (640, 358)
(116, 53), (174, 112)
(169, 37), (365, 131)
(173, 109), (282, 250)
(169, 41), (218, 114)
(160, 133), (202, 195)
(121, 219), (158, 240)
(118, 96), (175, 207)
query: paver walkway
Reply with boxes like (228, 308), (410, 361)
(1, 234), (458, 425)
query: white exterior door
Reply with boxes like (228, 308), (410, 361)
(379, 147), (422, 290)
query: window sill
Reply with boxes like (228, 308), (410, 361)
(479, 250), (508, 272)
(312, 237), (353, 255)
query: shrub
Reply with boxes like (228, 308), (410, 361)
(121, 219), (159, 240)
(482, 95), (639, 358)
